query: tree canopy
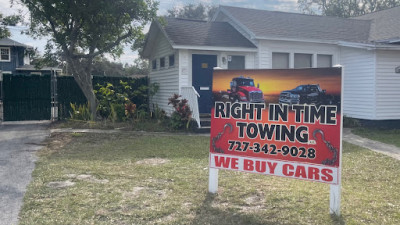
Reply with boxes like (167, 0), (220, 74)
(91, 57), (149, 77)
(0, 14), (21, 39)
(298, 0), (400, 17)
(167, 3), (218, 20)
(18, 0), (158, 118)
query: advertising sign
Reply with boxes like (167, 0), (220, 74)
(209, 68), (342, 185)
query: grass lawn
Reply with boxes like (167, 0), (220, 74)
(353, 128), (400, 148)
(51, 119), (174, 132)
(19, 133), (400, 225)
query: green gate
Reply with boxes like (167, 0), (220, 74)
(2, 74), (51, 121)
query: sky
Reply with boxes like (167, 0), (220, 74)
(0, 0), (300, 65)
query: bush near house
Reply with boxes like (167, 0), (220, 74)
(57, 76), (155, 121)
(168, 94), (194, 130)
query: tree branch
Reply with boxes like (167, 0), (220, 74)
(72, 29), (133, 59)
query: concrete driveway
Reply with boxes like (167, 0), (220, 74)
(0, 121), (50, 225)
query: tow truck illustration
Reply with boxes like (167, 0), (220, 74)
(228, 76), (264, 103)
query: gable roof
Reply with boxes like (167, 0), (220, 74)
(355, 6), (400, 43)
(163, 17), (256, 48)
(141, 17), (257, 57)
(218, 5), (372, 43)
(0, 37), (29, 48)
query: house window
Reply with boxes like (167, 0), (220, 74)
(272, 52), (289, 69)
(294, 53), (312, 68)
(160, 57), (165, 68)
(228, 55), (245, 70)
(152, 59), (157, 70)
(1, 47), (10, 61)
(317, 54), (332, 67)
(169, 54), (175, 67)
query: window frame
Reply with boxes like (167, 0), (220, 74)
(227, 55), (245, 70)
(0, 47), (11, 62)
(152, 59), (157, 70)
(168, 54), (175, 67)
(160, 57), (166, 69)
(317, 54), (333, 68)
(294, 53), (313, 69)
(272, 52), (290, 69)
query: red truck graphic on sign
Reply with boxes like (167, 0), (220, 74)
(228, 76), (264, 103)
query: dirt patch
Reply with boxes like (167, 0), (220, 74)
(244, 193), (265, 205)
(66, 174), (77, 178)
(39, 133), (73, 156)
(65, 174), (109, 183)
(240, 192), (266, 212)
(145, 178), (174, 184)
(122, 187), (168, 201)
(153, 189), (167, 198)
(135, 158), (170, 166)
(152, 213), (176, 224)
(123, 186), (146, 199)
(76, 174), (109, 184)
(47, 180), (75, 189)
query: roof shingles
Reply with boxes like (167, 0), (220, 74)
(355, 6), (400, 42)
(163, 18), (256, 48)
(220, 6), (372, 43)
(0, 38), (29, 47)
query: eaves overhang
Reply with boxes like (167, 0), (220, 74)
(337, 41), (400, 50)
(172, 45), (258, 52)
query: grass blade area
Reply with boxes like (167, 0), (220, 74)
(19, 133), (400, 224)
(353, 128), (400, 148)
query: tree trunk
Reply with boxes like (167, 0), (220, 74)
(68, 57), (98, 120)
(79, 82), (97, 120)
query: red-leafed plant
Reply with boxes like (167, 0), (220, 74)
(125, 102), (137, 119)
(168, 94), (192, 129)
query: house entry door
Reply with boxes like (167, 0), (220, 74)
(192, 54), (217, 114)
(2, 74), (51, 121)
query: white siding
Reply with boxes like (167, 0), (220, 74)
(340, 47), (376, 120)
(180, 50), (257, 87)
(219, 51), (256, 70)
(149, 34), (179, 114)
(375, 50), (400, 120)
(258, 40), (340, 69)
(179, 49), (190, 88)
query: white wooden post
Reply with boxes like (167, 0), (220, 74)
(208, 168), (219, 193)
(329, 184), (341, 215)
(330, 64), (343, 216)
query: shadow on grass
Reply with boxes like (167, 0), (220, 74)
(190, 193), (348, 225)
(191, 193), (269, 225)
(330, 213), (345, 225)
(46, 133), (211, 162)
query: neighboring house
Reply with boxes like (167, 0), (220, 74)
(142, 6), (400, 123)
(0, 37), (61, 75)
(0, 38), (30, 74)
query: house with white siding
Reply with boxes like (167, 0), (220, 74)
(142, 5), (400, 126)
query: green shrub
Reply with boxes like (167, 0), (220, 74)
(152, 104), (167, 122)
(110, 103), (126, 122)
(343, 116), (361, 128)
(94, 80), (159, 122)
(69, 103), (92, 121)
